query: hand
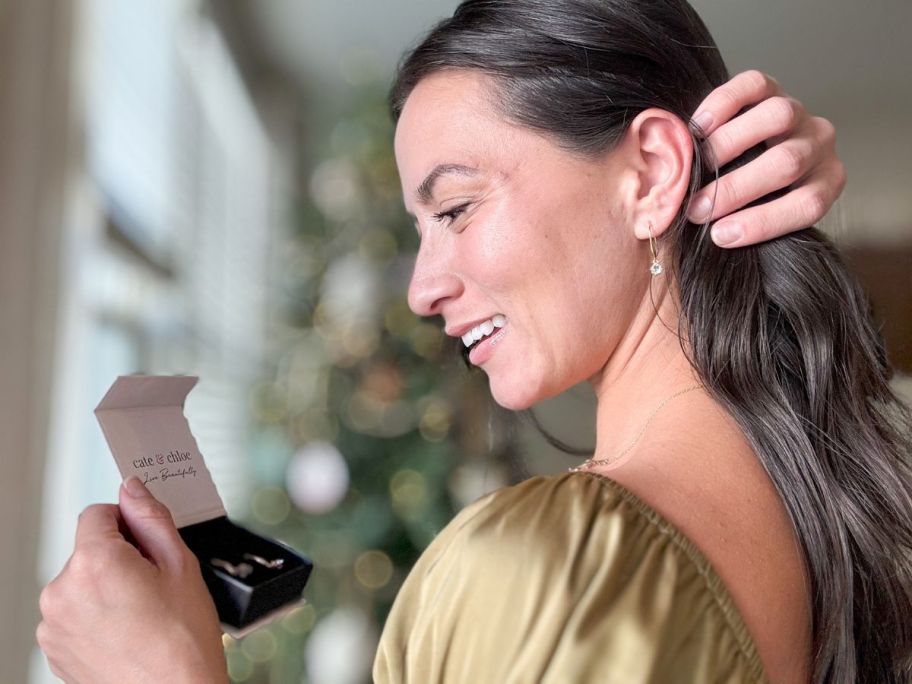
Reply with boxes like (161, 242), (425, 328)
(37, 477), (229, 684)
(686, 69), (847, 247)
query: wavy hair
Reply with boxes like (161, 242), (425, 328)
(389, 1), (912, 681)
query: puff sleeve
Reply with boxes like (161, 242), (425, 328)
(372, 471), (767, 684)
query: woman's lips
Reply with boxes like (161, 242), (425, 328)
(468, 325), (507, 365)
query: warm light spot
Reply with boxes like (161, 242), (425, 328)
(419, 397), (453, 442)
(283, 604), (317, 634)
(226, 649), (253, 681)
(354, 550), (394, 590)
(241, 629), (277, 663)
(390, 469), (428, 520)
(251, 487), (291, 526)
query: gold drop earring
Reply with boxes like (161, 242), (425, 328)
(648, 223), (663, 276)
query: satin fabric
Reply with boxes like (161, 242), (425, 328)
(373, 470), (767, 683)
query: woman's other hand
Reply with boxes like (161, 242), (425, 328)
(36, 477), (229, 684)
(687, 69), (847, 247)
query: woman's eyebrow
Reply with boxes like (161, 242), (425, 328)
(415, 163), (479, 204)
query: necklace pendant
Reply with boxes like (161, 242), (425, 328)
(569, 460), (597, 472)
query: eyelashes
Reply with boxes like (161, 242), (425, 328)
(431, 202), (470, 224)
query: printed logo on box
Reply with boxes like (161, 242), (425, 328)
(95, 376), (227, 528)
(132, 449), (199, 485)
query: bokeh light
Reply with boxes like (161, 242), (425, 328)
(304, 607), (378, 684)
(418, 396), (453, 442)
(241, 629), (278, 663)
(286, 441), (350, 514)
(389, 469), (428, 521)
(251, 486), (292, 526)
(354, 550), (394, 590)
(282, 604), (317, 635)
(225, 645), (254, 682)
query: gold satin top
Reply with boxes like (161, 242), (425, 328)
(373, 470), (768, 683)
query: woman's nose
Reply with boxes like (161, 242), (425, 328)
(407, 248), (464, 317)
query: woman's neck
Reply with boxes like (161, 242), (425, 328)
(587, 284), (704, 471)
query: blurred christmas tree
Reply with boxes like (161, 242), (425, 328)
(225, 85), (520, 684)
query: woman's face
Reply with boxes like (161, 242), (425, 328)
(394, 70), (651, 410)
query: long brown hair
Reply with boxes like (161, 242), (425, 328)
(390, 1), (912, 681)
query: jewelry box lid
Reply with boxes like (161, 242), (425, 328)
(95, 375), (227, 528)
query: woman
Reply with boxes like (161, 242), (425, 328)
(37, 3), (897, 684)
(378, 2), (912, 682)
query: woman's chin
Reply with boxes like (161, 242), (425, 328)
(487, 376), (550, 412)
(490, 394), (535, 411)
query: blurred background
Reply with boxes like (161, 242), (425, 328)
(2, 1), (909, 682)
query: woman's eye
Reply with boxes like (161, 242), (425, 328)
(431, 203), (470, 225)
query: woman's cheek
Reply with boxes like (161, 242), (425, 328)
(468, 206), (544, 288)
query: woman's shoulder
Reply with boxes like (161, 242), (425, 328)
(373, 471), (768, 684)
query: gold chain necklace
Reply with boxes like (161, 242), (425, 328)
(568, 384), (704, 472)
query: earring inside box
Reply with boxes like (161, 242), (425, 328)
(95, 375), (314, 634)
(179, 517), (311, 629)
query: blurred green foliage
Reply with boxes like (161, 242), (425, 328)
(229, 86), (515, 683)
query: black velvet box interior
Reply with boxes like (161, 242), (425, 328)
(179, 517), (313, 629)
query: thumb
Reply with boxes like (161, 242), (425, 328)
(119, 476), (187, 570)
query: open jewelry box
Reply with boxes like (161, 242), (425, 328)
(95, 375), (313, 637)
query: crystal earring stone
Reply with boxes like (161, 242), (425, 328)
(650, 260), (663, 276)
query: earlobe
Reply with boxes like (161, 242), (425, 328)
(627, 108), (694, 241)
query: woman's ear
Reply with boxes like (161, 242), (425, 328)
(621, 108), (694, 240)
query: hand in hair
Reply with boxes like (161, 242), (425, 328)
(686, 69), (846, 248)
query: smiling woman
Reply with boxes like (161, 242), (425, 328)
(34, 1), (910, 683)
(377, 1), (912, 683)
(399, 70), (661, 410)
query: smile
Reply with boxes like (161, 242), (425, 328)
(462, 314), (506, 348)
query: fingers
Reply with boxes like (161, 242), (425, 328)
(702, 95), (808, 169)
(687, 69), (845, 247)
(118, 477), (189, 572)
(689, 117), (824, 224)
(74, 504), (125, 548)
(688, 112), (845, 246)
(704, 162), (846, 247)
(691, 69), (782, 137)
(35, 621), (67, 681)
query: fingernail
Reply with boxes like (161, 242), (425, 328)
(692, 111), (713, 134)
(124, 476), (151, 498)
(711, 222), (744, 246)
(689, 196), (712, 222)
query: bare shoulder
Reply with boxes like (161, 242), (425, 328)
(604, 394), (813, 684)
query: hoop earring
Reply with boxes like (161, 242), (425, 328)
(648, 224), (663, 276)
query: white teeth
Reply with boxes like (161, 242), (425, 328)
(460, 315), (506, 347)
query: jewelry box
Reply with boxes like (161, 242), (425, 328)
(95, 375), (313, 636)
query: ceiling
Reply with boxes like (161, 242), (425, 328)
(234, 0), (912, 243)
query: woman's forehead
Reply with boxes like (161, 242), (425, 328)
(393, 73), (532, 191)
(395, 72), (507, 155)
